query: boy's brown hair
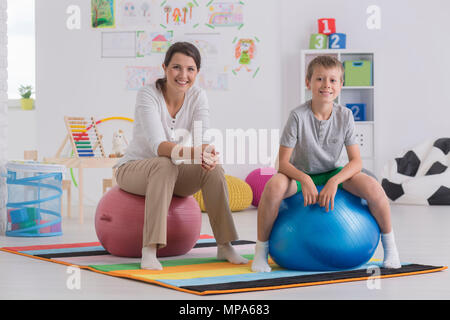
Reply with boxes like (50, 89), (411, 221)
(306, 55), (344, 82)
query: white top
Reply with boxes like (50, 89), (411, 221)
(115, 83), (210, 168)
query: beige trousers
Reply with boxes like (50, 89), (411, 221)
(115, 157), (239, 248)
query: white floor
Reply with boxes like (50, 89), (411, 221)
(0, 204), (449, 300)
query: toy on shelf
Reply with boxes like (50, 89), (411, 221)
(318, 18), (336, 35)
(67, 116), (134, 198)
(309, 18), (346, 49)
(309, 34), (328, 50)
(69, 116), (134, 187)
(329, 33), (346, 49)
(64, 116), (106, 158)
(109, 129), (129, 158)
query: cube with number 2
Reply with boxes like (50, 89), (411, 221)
(328, 33), (346, 49)
(346, 103), (366, 121)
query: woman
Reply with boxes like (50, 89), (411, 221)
(115, 42), (248, 270)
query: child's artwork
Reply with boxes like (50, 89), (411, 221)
(160, 0), (200, 28)
(117, 0), (155, 27)
(233, 37), (260, 78)
(92, 0), (116, 28)
(182, 33), (229, 90)
(125, 66), (162, 90)
(197, 71), (229, 91)
(102, 32), (136, 58)
(136, 30), (174, 57)
(207, 2), (243, 28)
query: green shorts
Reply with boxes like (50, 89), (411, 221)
(296, 167), (343, 194)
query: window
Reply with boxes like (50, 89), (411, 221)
(7, 0), (35, 101)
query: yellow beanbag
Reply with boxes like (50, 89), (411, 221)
(193, 175), (253, 212)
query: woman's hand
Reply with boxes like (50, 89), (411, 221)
(299, 175), (319, 207)
(201, 145), (219, 171)
(318, 179), (339, 212)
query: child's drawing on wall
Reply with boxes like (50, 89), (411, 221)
(161, 0), (198, 27)
(118, 0), (153, 27)
(234, 38), (255, 73)
(92, 0), (115, 28)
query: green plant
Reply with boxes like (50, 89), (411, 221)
(18, 85), (33, 99)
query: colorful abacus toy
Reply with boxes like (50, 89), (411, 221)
(64, 116), (106, 158)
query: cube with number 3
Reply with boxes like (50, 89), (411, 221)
(309, 34), (328, 49)
(328, 33), (346, 49)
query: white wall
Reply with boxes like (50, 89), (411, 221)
(34, 0), (450, 204)
(35, 0), (282, 204)
(280, 0), (450, 175)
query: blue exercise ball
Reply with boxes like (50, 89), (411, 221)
(269, 188), (380, 271)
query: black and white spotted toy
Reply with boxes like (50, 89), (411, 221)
(381, 137), (450, 205)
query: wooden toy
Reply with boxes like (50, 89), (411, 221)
(64, 116), (106, 158)
(318, 18), (336, 35)
(309, 33), (328, 49)
(328, 33), (346, 49)
(346, 103), (366, 121)
(44, 116), (118, 223)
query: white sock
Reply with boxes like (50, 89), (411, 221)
(381, 231), (401, 269)
(251, 241), (272, 272)
(141, 245), (163, 270)
(217, 242), (249, 264)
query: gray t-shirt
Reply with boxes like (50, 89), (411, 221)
(280, 100), (358, 174)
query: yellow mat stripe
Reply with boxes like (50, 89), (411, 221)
(112, 258), (278, 280)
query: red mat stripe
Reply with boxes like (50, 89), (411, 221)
(2, 236), (212, 252)
(2, 242), (102, 252)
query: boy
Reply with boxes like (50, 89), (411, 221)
(251, 55), (401, 272)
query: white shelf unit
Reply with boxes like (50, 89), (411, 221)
(300, 49), (375, 171)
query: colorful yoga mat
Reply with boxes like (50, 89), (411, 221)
(1, 235), (446, 295)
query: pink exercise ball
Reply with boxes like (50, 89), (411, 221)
(245, 167), (277, 207)
(95, 186), (202, 258)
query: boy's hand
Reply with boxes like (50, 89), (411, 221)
(318, 179), (339, 212)
(300, 176), (319, 207)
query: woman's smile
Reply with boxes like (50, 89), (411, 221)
(175, 79), (189, 86)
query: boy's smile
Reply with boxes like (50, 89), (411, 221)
(319, 89), (333, 96)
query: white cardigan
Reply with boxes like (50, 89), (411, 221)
(115, 83), (210, 168)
